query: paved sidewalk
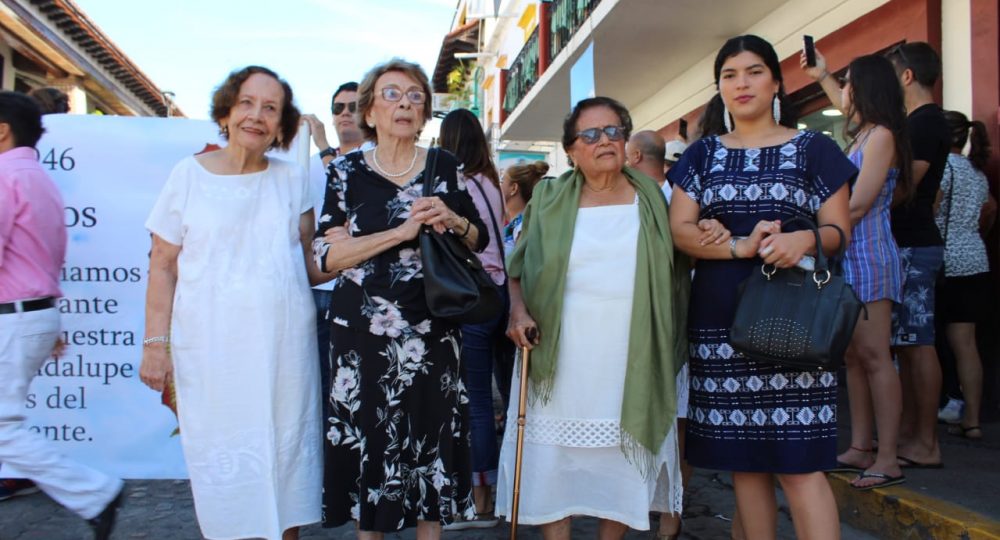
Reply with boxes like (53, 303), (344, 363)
(0, 467), (877, 539)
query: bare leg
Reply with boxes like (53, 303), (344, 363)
(732, 472), (777, 540)
(840, 331), (876, 469)
(948, 323), (983, 437)
(777, 472), (840, 540)
(658, 419), (688, 537)
(896, 345), (942, 465)
(281, 526), (299, 540)
(415, 520), (441, 540)
(540, 517), (571, 540)
(849, 301), (903, 487)
(597, 518), (628, 540)
(473, 485), (492, 514)
(897, 355), (915, 443)
(357, 527), (385, 540)
(731, 507), (746, 540)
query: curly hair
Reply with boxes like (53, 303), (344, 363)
(210, 66), (300, 151)
(356, 59), (432, 142)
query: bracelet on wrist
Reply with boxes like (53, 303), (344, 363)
(143, 335), (169, 347)
(730, 236), (748, 259)
(458, 217), (471, 239)
(817, 71), (830, 83)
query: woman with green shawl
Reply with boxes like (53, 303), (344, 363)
(493, 97), (687, 539)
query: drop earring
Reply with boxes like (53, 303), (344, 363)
(723, 105), (733, 133)
(772, 94), (782, 125)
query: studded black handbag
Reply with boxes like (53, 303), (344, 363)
(729, 217), (865, 371)
(419, 148), (503, 324)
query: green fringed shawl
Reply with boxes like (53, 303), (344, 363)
(507, 167), (690, 473)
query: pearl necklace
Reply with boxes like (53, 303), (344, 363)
(371, 146), (419, 178)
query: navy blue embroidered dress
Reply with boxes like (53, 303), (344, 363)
(667, 131), (856, 473)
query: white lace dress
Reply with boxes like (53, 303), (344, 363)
(494, 202), (682, 530)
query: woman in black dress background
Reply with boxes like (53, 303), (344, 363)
(313, 59), (485, 539)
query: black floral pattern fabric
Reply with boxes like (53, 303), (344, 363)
(314, 150), (483, 531)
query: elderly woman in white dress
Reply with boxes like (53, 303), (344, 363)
(498, 96), (687, 539)
(140, 66), (327, 540)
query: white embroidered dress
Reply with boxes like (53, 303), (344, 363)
(146, 157), (321, 540)
(494, 201), (682, 530)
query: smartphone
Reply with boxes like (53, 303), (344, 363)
(803, 35), (816, 67)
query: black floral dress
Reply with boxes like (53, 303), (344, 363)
(313, 150), (483, 532)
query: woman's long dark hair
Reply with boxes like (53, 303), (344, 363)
(697, 93), (727, 138)
(439, 108), (501, 187)
(712, 35), (797, 130)
(844, 54), (913, 196)
(944, 110), (991, 172)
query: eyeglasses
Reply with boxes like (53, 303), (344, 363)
(574, 125), (626, 144)
(380, 87), (427, 104)
(332, 101), (357, 115)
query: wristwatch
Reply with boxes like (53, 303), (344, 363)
(319, 147), (338, 159)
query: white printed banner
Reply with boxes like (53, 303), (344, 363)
(21, 114), (307, 479)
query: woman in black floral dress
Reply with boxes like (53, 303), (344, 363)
(313, 60), (485, 538)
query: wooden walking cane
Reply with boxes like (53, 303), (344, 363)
(510, 328), (536, 540)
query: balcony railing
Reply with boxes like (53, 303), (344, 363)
(503, 26), (539, 115)
(549, 0), (602, 62)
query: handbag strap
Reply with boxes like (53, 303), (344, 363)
(467, 175), (507, 263)
(423, 147), (440, 198)
(941, 160), (955, 243)
(780, 216), (831, 272)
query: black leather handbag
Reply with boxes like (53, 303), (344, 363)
(729, 217), (865, 371)
(419, 148), (503, 324)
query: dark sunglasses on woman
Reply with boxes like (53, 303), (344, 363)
(575, 125), (626, 144)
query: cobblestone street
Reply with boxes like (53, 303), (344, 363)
(0, 468), (877, 539)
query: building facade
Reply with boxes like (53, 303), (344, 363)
(0, 0), (177, 116)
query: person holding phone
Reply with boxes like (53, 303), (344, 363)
(669, 35), (854, 539)
(802, 49), (912, 489)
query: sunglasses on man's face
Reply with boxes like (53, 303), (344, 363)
(332, 101), (357, 115)
(575, 125), (626, 145)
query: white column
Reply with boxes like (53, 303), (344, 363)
(942, 0), (973, 115)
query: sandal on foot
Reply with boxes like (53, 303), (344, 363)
(948, 424), (982, 439)
(851, 471), (906, 491)
(897, 455), (943, 469)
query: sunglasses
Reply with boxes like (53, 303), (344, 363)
(380, 87), (427, 104)
(332, 101), (357, 115)
(575, 125), (626, 144)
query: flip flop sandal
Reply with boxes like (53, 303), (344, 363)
(948, 425), (982, 439)
(851, 471), (906, 491)
(897, 455), (944, 469)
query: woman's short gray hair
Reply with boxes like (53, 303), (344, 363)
(356, 58), (433, 141)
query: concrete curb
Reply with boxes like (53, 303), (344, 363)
(829, 472), (1000, 539)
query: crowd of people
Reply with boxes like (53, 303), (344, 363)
(0, 31), (993, 540)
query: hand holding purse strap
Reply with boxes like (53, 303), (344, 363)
(779, 216), (831, 272)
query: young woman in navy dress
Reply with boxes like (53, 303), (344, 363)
(668, 35), (855, 539)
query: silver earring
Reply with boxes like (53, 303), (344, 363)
(772, 95), (782, 125)
(723, 105), (733, 133)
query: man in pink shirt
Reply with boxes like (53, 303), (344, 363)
(0, 91), (122, 539)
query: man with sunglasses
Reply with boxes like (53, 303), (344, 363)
(302, 81), (367, 425)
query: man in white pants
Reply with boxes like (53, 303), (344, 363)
(0, 91), (122, 539)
